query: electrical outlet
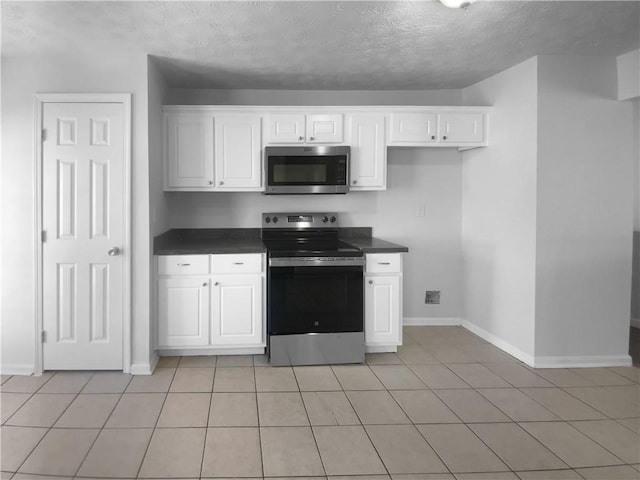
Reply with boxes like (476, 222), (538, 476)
(425, 290), (441, 304)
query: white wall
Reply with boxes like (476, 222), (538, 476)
(617, 49), (640, 101)
(632, 100), (640, 324)
(535, 55), (635, 361)
(167, 89), (462, 106)
(1, 53), (153, 374)
(460, 58), (539, 362)
(147, 56), (170, 371)
(167, 148), (463, 320)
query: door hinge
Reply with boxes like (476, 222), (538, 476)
(41, 129), (47, 141)
(41, 331), (47, 343)
(41, 230), (46, 243)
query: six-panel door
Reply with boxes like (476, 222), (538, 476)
(42, 102), (125, 370)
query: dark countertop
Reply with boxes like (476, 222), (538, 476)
(342, 237), (409, 254)
(154, 229), (265, 255)
(154, 228), (408, 255)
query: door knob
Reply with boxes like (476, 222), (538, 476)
(108, 247), (120, 256)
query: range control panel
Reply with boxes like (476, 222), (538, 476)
(262, 212), (339, 229)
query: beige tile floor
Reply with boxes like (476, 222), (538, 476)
(1, 326), (639, 479)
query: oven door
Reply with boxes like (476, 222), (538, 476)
(268, 264), (363, 335)
(265, 148), (349, 194)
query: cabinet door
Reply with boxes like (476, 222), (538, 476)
(389, 113), (438, 145)
(165, 114), (214, 188)
(267, 114), (306, 144)
(306, 114), (344, 143)
(347, 114), (386, 190)
(214, 115), (262, 189)
(365, 275), (401, 346)
(211, 275), (263, 346)
(158, 277), (210, 347)
(439, 113), (484, 143)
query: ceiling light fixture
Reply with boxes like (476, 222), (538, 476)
(440, 0), (476, 8)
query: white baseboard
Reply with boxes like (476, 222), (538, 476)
(157, 347), (265, 357)
(461, 320), (633, 368)
(631, 317), (640, 329)
(0, 364), (36, 376)
(403, 317), (462, 326)
(533, 355), (633, 368)
(461, 320), (536, 367)
(130, 358), (157, 376)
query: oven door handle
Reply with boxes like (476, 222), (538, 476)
(269, 257), (364, 268)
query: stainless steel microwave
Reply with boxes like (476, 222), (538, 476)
(264, 146), (350, 195)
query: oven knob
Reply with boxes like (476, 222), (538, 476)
(314, 321), (319, 326)
(330, 216), (336, 223)
(265, 216), (271, 223)
(273, 216), (279, 223)
(322, 216), (329, 223)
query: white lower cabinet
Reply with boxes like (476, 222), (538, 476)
(211, 275), (263, 346)
(157, 254), (265, 351)
(158, 277), (210, 347)
(364, 253), (402, 351)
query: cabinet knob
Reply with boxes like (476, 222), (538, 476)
(443, 136), (448, 140)
(214, 281), (220, 286)
(208, 180), (213, 185)
(352, 180), (358, 185)
(431, 135), (436, 140)
(298, 136), (304, 141)
(202, 282), (207, 287)
(309, 136), (315, 141)
(219, 181), (224, 186)
(368, 280), (373, 285)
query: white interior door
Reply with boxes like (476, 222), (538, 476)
(42, 102), (125, 370)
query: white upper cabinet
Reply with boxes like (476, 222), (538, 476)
(214, 114), (262, 190)
(347, 113), (386, 190)
(165, 114), (214, 189)
(439, 112), (484, 144)
(306, 114), (344, 143)
(389, 113), (438, 145)
(267, 113), (306, 143)
(387, 111), (487, 147)
(267, 113), (343, 144)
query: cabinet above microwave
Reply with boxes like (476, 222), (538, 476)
(161, 105), (490, 192)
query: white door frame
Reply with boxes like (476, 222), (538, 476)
(34, 93), (132, 374)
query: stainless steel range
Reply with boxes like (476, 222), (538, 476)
(262, 212), (365, 366)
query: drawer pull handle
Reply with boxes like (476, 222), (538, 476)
(177, 263), (191, 266)
(378, 262), (391, 265)
(233, 262), (244, 265)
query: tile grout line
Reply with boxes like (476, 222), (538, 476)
(198, 356), (216, 479)
(133, 366), (176, 479)
(8, 371), (94, 476)
(292, 366), (328, 478)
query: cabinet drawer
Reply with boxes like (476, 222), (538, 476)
(366, 254), (401, 274)
(210, 254), (262, 274)
(158, 255), (210, 276)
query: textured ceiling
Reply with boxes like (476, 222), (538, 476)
(2, 1), (639, 90)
